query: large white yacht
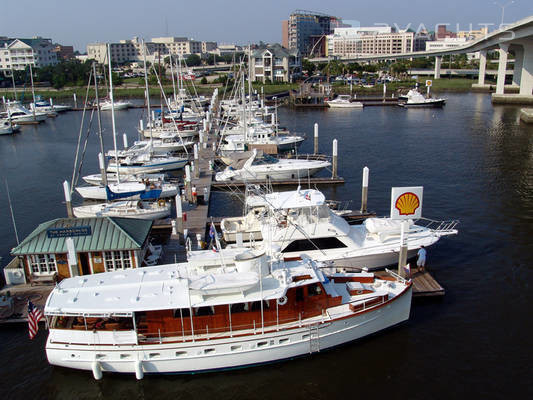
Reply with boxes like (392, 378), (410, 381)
(44, 250), (412, 379)
(221, 188), (458, 269)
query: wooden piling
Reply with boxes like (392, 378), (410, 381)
(314, 123), (319, 155)
(332, 139), (338, 179)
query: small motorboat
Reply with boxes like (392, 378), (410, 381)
(399, 89), (446, 108)
(326, 95), (364, 108)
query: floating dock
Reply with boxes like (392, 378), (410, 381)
(375, 270), (445, 298)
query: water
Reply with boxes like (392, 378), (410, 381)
(1, 93), (532, 399)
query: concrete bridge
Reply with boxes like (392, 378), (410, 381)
(311, 15), (533, 104)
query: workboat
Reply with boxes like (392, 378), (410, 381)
(215, 150), (331, 182)
(75, 181), (178, 201)
(73, 200), (171, 220)
(399, 89), (446, 108)
(43, 250), (412, 379)
(220, 188), (458, 270)
(326, 95), (363, 108)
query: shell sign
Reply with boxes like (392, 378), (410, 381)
(390, 187), (423, 220)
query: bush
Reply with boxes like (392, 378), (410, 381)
(200, 77), (207, 84)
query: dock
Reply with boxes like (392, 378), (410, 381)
(211, 176), (345, 190)
(375, 269), (445, 297)
(0, 284), (53, 325)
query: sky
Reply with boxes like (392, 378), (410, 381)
(1, 0), (531, 52)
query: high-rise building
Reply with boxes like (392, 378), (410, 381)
(281, 20), (289, 48)
(288, 10), (339, 57)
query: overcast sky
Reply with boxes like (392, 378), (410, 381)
(1, 0), (531, 52)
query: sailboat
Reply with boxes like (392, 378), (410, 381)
(75, 45), (179, 202)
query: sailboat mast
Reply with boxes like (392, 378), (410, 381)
(93, 62), (107, 187)
(107, 44), (121, 184)
(142, 40), (153, 143)
(29, 64), (36, 120)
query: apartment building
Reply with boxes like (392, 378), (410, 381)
(250, 44), (301, 83)
(87, 37), (218, 64)
(327, 27), (413, 57)
(0, 37), (58, 71)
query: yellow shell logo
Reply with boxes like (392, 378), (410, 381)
(395, 192), (420, 215)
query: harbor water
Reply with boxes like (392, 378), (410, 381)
(0, 93), (532, 399)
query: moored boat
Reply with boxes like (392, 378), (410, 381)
(73, 200), (171, 220)
(44, 250), (412, 379)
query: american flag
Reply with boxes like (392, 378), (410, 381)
(28, 300), (43, 340)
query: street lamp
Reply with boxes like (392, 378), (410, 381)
(494, 1), (515, 29)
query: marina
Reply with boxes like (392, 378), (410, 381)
(0, 87), (531, 397)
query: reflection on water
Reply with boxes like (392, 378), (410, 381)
(1, 93), (532, 399)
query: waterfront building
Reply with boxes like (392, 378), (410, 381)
(250, 44), (301, 83)
(0, 37), (58, 71)
(436, 24), (457, 39)
(288, 10), (340, 56)
(327, 27), (413, 57)
(7, 217), (153, 285)
(87, 37), (219, 64)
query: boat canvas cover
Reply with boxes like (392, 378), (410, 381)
(106, 185), (162, 201)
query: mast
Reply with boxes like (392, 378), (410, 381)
(142, 40), (153, 146)
(29, 64), (36, 120)
(107, 44), (121, 184)
(10, 68), (17, 100)
(170, 55), (177, 108)
(93, 62), (107, 187)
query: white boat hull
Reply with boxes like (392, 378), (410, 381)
(73, 202), (170, 220)
(327, 102), (364, 108)
(75, 184), (178, 200)
(106, 159), (187, 174)
(45, 286), (411, 375)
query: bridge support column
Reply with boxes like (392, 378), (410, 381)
(478, 50), (487, 85)
(512, 46), (524, 87)
(496, 43), (509, 95)
(519, 42), (533, 96)
(434, 56), (442, 79)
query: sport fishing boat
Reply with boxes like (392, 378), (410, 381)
(326, 95), (363, 109)
(220, 188), (458, 269)
(43, 249), (412, 379)
(399, 89), (445, 108)
(4, 101), (47, 124)
(215, 150), (331, 182)
(0, 118), (20, 135)
(30, 96), (71, 114)
(73, 200), (171, 220)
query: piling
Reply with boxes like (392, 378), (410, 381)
(66, 237), (78, 277)
(175, 193), (184, 242)
(139, 119), (144, 132)
(63, 180), (73, 218)
(397, 221), (409, 277)
(123, 133), (128, 149)
(193, 144), (199, 178)
(73, 93), (77, 109)
(98, 152), (108, 187)
(361, 166), (369, 213)
(332, 139), (338, 179)
(314, 123), (319, 155)
(184, 165), (192, 202)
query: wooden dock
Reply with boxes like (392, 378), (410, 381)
(0, 284), (53, 325)
(375, 269), (445, 297)
(211, 176), (345, 190)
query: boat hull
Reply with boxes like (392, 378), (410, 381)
(45, 285), (411, 375)
(106, 159), (187, 174)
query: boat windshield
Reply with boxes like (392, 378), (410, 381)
(252, 154), (279, 165)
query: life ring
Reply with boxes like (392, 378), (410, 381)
(13, 270), (22, 279)
(158, 199), (165, 207)
(277, 296), (288, 306)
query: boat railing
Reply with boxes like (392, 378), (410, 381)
(415, 217), (459, 234)
(385, 268), (408, 284)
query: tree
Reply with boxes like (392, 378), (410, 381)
(302, 59), (316, 75)
(186, 54), (201, 67)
